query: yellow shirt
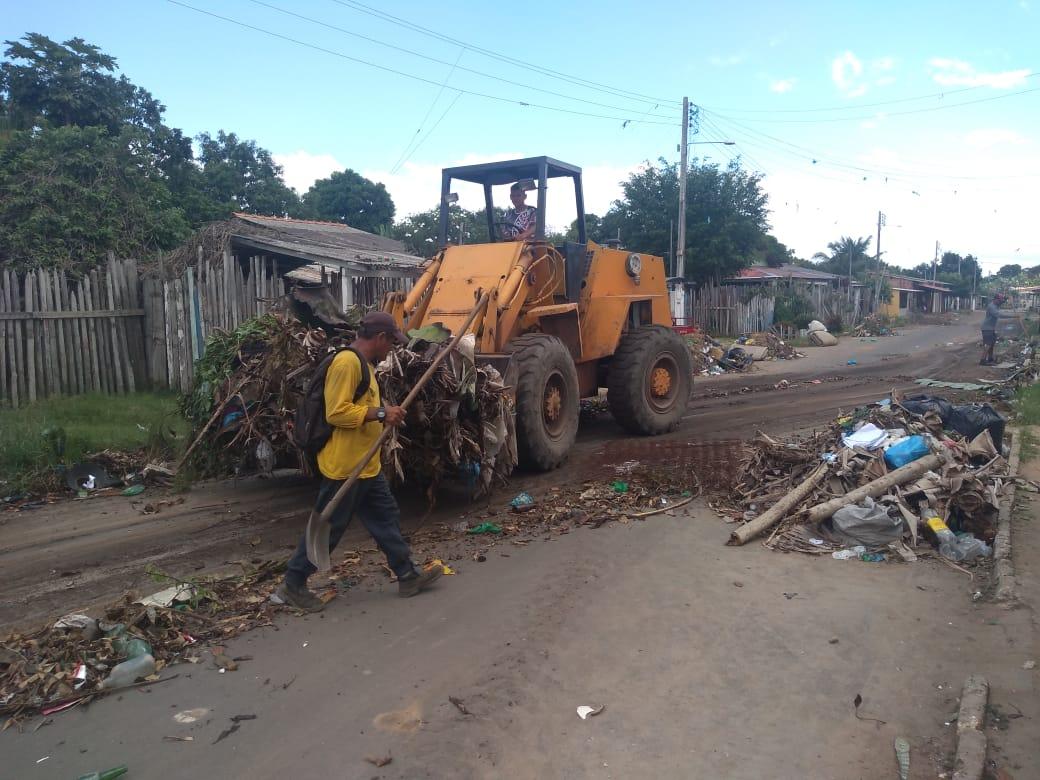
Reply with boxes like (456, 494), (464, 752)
(316, 350), (382, 480)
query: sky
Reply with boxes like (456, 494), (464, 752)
(4, 0), (1039, 274)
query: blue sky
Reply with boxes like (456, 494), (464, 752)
(4, 0), (1039, 273)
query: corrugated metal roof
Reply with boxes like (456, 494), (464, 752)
(229, 213), (423, 277)
(732, 263), (840, 281)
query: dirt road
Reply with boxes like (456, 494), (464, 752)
(5, 315), (1036, 779)
(0, 319), (984, 631)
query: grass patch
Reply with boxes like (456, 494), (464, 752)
(1015, 384), (1040, 427)
(0, 392), (188, 492)
(1018, 427), (1038, 463)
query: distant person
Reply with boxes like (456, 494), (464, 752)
(273, 311), (443, 612)
(502, 182), (538, 241)
(980, 292), (1008, 365)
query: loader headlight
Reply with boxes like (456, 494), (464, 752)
(625, 253), (642, 277)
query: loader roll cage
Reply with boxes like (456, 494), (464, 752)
(438, 156), (587, 247)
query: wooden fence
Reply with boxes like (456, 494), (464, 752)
(143, 252), (284, 393)
(0, 257), (146, 408)
(686, 281), (868, 336)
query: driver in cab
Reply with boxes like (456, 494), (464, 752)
(502, 182), (537, 241)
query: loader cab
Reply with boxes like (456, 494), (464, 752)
(438, 156), (588, 300)
(437, 156), (587, 246)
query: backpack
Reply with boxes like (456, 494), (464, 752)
(293, 347), (371, 457)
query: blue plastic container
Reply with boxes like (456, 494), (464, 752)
(884, 435), (929, 468)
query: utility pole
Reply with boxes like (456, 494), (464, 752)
(933, 240), (939, 281)
(848, 243), (853, 301)
(674, 96), (691, 324)
(669, 219), (674, 277)
(872, 211), (885, 309)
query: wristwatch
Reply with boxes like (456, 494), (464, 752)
(375, 407), (387, 422)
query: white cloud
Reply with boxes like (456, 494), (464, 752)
(273, 150), (344, 194)
(963, 128), (1029, 148)
(769, 78), (796, 94)
(361, 153), (640, 231)
(831, 51), (865, 96)
(928, 58), (1030, 88)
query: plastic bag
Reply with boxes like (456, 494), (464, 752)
(827, 497), (905, 547)
(900, 395), (1006, 447)
(884, 435), (929, 468)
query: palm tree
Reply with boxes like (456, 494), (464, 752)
(813, 236), (873, 277)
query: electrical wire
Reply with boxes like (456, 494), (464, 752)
(247, 0), (676, 119)
(166, 0), (678, 126)
(326, 0), (681, 108)
(705, 85), (1040, 124)
(389, 49), (463, 175)
(397, 93), (464, 169)
(701, 71), (1039, 114)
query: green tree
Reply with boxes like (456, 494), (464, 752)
(196, 130), (299, 218)
(997, 263), (1022, 279)
(0, 33), (163, 134)
(758, 234), (796, 268)
(299, 169), (394, 232)
(812, 235), (873, 277)
(566, 212), (607, 243)
(0, 125), (189, 271)
(391, 204), (502, 256)
(600, 158), (769, 284)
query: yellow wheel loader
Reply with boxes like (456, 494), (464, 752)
(384, 157), (691, 470)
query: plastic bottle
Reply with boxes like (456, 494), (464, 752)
(924, 517), (963, 561)
(102, 653), (156, 689)
(76, 767), (128, 780)
(955, 534), (992, 562)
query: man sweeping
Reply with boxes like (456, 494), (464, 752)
(980, 292), (1008, 365)
(273, 311), (442, 612)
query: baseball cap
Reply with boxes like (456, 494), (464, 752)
(360, 311), (408, 344)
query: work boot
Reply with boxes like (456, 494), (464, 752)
(270, 580), (324, 613)
(398, 566), (443, 598)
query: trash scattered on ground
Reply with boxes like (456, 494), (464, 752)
(365, 754), (393, 767)
(509, 492), (536, 512)
(722, 391), (1009, 561)
(1024, 660), (1036, 670)
(853, 693), (886, 725)
(915, 379), (990, 391)
(577, 704), (605, 720)
(448, 696), (471, 715)
(894, 736), (910, 780)
(120, 485), (145, 497)
(808, 322), (838, 347)
(853, 313), (897, 337)
(75, 765), (128, 780)
(1, 563), (282, 723)
(466, 522), (503, 535)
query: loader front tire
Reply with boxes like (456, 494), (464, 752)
(608, 325), (692, 435)
(506, 334), (579, 471)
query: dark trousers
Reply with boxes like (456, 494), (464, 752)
(286, 473), (413, 587)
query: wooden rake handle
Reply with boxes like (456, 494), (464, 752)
(317, 290), (491, 523)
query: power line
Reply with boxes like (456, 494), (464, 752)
(706, 84), (1040, 124)
(389, 49), (463, 175)
(326, 0), (680, 108)
(166, 1), (678, 126)
(247, 0), (675, 119)
(703, 108), (1038, 182)
(403, 93), (464, 165)
(700, 71), (1039, 114)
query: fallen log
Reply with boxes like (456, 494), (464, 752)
(805, 453), (945, 524)
(728, 463), (829, 546)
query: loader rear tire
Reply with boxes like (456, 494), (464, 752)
(608, 325), (692, 435)
(506, 333), (579, 471)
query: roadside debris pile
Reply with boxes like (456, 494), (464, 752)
(683, 329), (801, 376)
(736, 331), (804, 361)
(377, 330), (516, 498)
(853, 313), (896, 337)
(180, 291), (515, 496)
(0, 563), (282, 723)
(724, 392), (1009, 562)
